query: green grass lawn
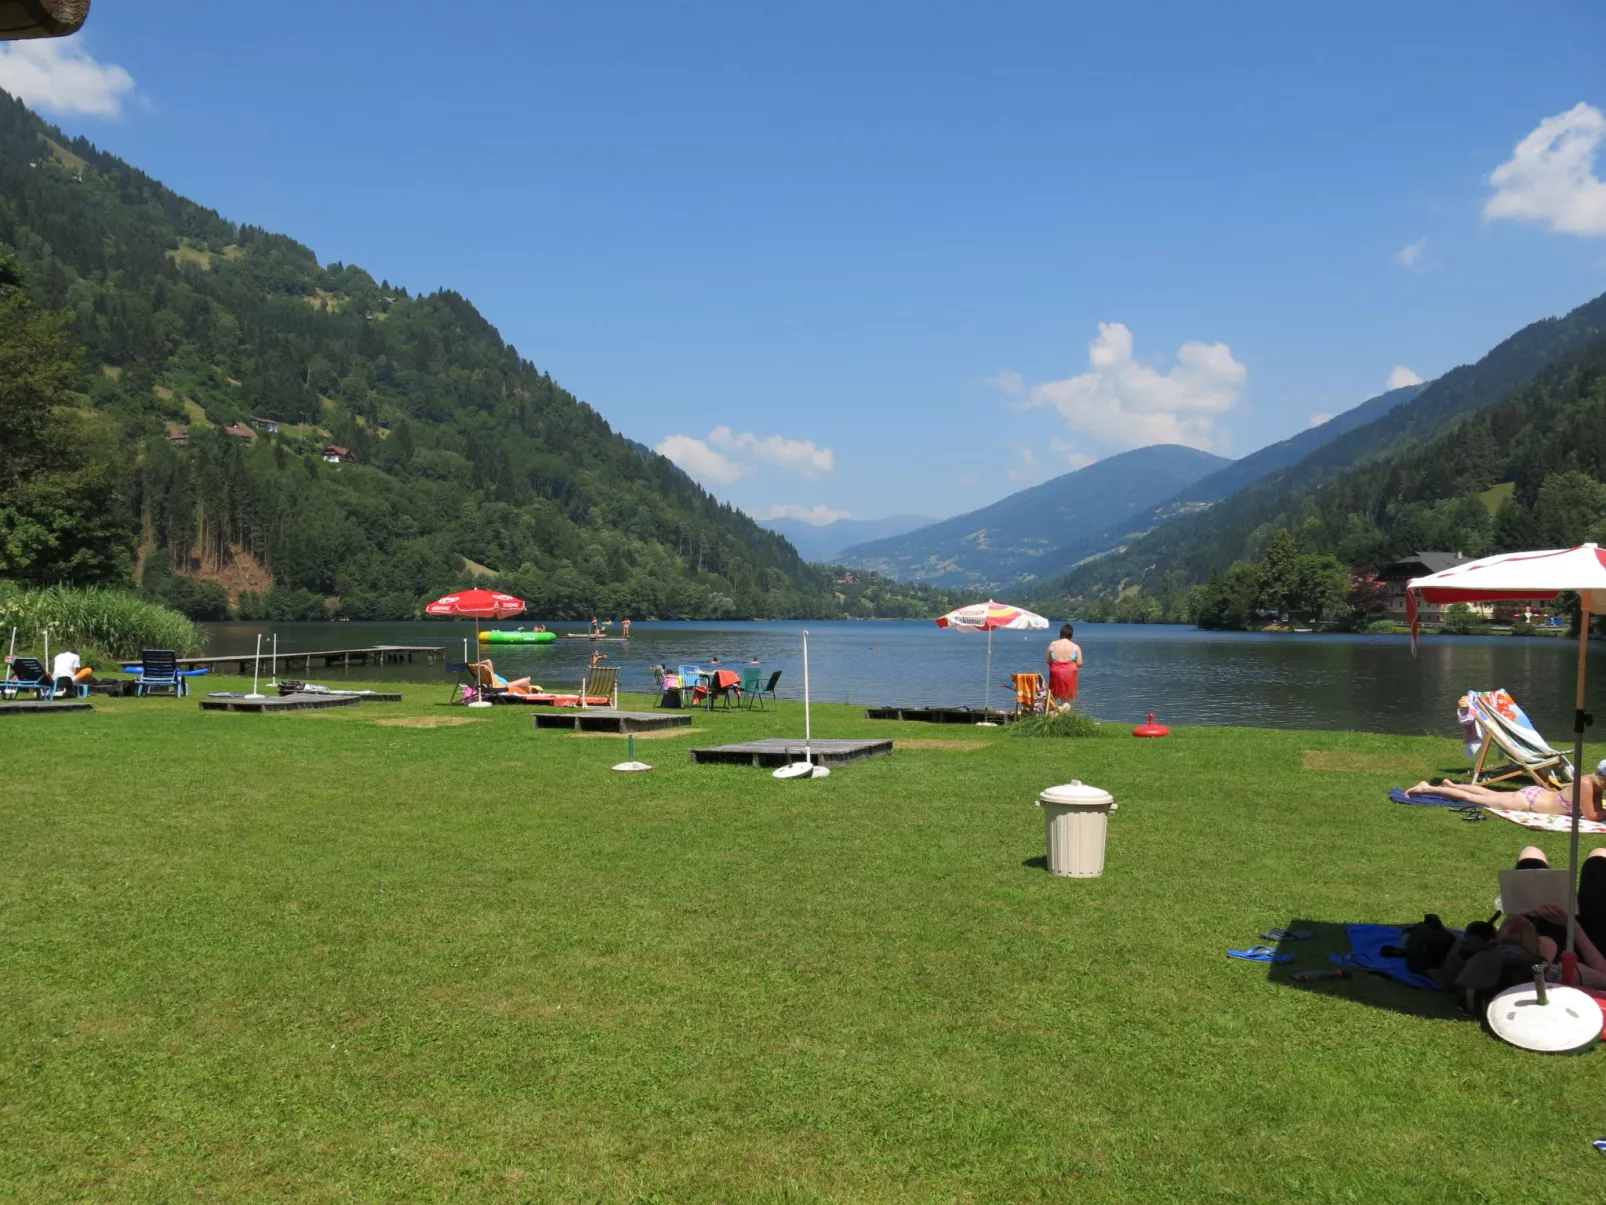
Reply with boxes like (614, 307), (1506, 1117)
(2, 684), (1602, 1202)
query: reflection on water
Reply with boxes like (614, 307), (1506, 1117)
(195, 620), (1603, 738)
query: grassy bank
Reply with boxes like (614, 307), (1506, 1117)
(2, 687), (1602, 1202)
(0, 582), (202, 662)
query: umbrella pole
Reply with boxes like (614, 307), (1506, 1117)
(985, 628), (993, 718)
(1566, 603), (1592, 955)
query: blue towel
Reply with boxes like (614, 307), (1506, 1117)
(1329, 923), (1447, 991)
(1390, 788), (1469, 808)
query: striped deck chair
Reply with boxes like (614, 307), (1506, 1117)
(1465, 689), (1574, 789)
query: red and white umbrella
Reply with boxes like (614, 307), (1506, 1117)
(425, 590), (526, 679)
(425, 589), (527, 619)
(936, 600), (1050, 720)
(1407, 544), (1606, 953)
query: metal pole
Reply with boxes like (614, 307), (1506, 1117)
(985, 627), (993, 717)
(802, 630), (812, 750)
(1566, 601), (1591, 955)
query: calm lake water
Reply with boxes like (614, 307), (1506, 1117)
(194, 619), (1603, 738)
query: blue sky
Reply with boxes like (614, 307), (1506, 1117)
(5, 1), (1606, 526)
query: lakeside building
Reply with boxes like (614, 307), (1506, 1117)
(1377, 551), (1477, 622)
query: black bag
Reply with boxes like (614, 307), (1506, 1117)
(1402, 914), (1457, 973)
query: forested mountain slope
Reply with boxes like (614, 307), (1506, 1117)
(1038, 289), (1606, 602)
(0, 91), (956, 620)
(836, 444), (1230, 588)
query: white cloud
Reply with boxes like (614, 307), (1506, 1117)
(1048, 438), (1097, 471)
(751, 504), (853, 525)
(1005, 447), (1043, 483)
(1386, 364), (1424, 390)
(1020, 323), (1247, 453)
(707, 426), (835, 479)
(1485, 102), (1606, 237)
(0, 38), (135, 118)
(657, 427), (835, 487)
(1395, 238), (1427, 269)
(1308, 413), (1334, 427)
(656, 434), (750, 485)
(984, 369), (1026, 399)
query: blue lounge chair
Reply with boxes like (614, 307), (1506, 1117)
(136, 649), (185, 697)
(3, 657), (54, 700)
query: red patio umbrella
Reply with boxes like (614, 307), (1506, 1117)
(425, 589), (526, 669)
(1407, 544), (1606, 954)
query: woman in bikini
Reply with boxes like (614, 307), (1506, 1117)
(1405, 764), (1606, 821)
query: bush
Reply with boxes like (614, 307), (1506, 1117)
(1009, 709), (1105, 739)
(0, 581), (202, 658)
(1511, 620), (1537, 637)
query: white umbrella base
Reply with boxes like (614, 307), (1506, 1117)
(773, 762), (831, 779)
(611, 761), (653, 772)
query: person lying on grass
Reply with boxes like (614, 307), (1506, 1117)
(1404, 767), (1606, 821)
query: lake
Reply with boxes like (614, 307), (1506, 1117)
(193, 619), (1603, 739)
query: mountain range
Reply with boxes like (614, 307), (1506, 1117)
(754, 514), (937, 565)
(834, 445), (1231, 588)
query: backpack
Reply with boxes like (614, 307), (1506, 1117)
(1402, 914), (1457, 973)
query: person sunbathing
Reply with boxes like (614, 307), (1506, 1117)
(472, 659), (535, 695)
(1405, 767), (1606, 821)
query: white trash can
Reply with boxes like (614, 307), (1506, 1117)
(1037, 780), (1116, 878)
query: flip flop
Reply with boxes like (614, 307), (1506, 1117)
(1227, 946), (1294, 963)
(1260, 928), (1312, 943)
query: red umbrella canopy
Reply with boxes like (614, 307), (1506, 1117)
(424, 589), (526, 619)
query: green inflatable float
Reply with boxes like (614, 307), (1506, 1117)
(478, 630), (556, 645)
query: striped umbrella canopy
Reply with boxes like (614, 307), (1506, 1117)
(1407, 544), (1606, 956)
(936, 600), (1050, 632)
(936, 600), (1049, 719)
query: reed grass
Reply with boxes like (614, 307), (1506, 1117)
(0, 581), (202, 659)
(1009, 707), (1106, 738)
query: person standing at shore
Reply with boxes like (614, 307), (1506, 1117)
(1045, 624), (1083, 706)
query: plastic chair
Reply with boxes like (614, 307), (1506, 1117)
(135, 650), (185, 697)
(747, 670), (781, 710)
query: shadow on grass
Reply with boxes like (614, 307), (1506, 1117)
(1264, 919), (1465, 1023)
(1021, 855), (1049, 872)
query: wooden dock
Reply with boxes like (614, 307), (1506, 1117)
(0, 700), (93, 715)
(199, 693), (362, 713)
(176, 645), (443, 674)
(533, 710), (692, 734)
(690, 737), (892, 768)
(865, 706), (1019, 725)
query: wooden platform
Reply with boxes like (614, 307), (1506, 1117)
(174, 645), (443, 674)
(865, 706), (1018, 725)
(199, 693), (362, 713)
(689, 738), (893, 768)
(533, 709), (692, 734)
(0, 700), (93, 715)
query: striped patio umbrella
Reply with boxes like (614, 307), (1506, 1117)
(936, 600), (1049, 720)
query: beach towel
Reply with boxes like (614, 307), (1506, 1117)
(1484, 808), (1606, 835)
(1329, 923), (1448, 991)
(1389, 788), (1470, 808)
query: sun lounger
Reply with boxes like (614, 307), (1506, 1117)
(135, 649), (186, 697)
(1464, 689), (1573, 789)
(3, 657), (54, 700)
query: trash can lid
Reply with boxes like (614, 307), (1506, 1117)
(1037, 780), (1114, 807)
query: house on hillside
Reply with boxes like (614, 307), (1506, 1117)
(1376, 551), (1490, 622)
(322, 445), (354, 464)
(223, 423), (254, 442)
(248, 416), (281, 434)
(167, 425), (189, 446)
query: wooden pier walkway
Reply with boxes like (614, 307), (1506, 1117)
(176, 645), (443, 674)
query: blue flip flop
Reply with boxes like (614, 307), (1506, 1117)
(1228, 946), (1294, 963)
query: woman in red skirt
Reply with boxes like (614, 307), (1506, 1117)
(1045, 623), (1083, 707)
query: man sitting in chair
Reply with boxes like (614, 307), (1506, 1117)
(52, 648), (92, 697)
